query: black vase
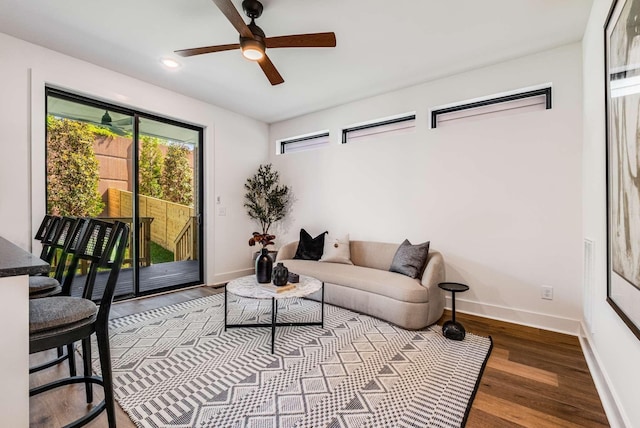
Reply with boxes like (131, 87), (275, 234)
(255, 248), (273, 283)
(272, 262), (289, 286)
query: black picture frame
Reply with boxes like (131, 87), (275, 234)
(605, 0), (640, 340)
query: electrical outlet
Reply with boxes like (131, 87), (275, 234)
(218, 207), (226, 216)
(541, 286), (553, 300)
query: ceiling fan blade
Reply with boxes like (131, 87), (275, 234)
(265, 32), (336, 49)
(175, 43), (240, 57)
(211, 0), (253, 38)
(258, 54), (284, 85)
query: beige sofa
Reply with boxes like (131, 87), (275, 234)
(275, 240), (445, 329)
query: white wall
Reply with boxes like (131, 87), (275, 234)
(0, 32), (268, 285)
(583, 1), (640, 426)
(269, 43), (584, 333)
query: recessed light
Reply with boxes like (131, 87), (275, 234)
(160, 57), (181, 69)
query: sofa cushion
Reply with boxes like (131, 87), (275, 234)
(280, 259), (430, 303)
(320, 233), (353, 265)
(349, 240), (400, 270)
(389, 239), (430, 279)
(293, 229), (327, 261)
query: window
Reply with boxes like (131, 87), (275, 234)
(430, 86), (552, 129)
(342, 113), (416, 144)
(279, 131), (330, 154)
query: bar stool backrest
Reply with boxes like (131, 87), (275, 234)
(34, 215), (56, 241)
(51, 218), (88, 287)
(38, 216), (62, 262)
(95, 221), (129, 327)
(60, 219), (129, 306)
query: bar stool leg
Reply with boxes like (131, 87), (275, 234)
(96, 329), (116, 428)
(82, 337), (93, 403)
(67, 343), (76, 377)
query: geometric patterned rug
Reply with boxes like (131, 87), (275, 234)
(101, 293), (492, 428)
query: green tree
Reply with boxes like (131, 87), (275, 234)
(244, 164), (290, 234)
(161, 144), (193, 206)
(139, 136), (164, 199)
(47, 117), (104, 216)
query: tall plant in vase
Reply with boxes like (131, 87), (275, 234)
(244, 164), (290, 282)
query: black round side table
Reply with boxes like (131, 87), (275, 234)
(438, 282), (469, 341)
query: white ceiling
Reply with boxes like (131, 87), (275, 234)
(0, 0), (592, 124)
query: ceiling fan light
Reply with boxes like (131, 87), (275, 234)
(242, 47), (263, 60)
(241, 39), (264, 61)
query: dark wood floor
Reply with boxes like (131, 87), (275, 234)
(30, 286), (609, 427)
(453, 311), (609, 427)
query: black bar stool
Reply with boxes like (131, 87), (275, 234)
(29, 220), (129, 428)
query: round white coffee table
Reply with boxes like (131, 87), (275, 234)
(224, 274), (324, 354)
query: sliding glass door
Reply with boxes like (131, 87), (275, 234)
(136, 117), (202, 293)
(45, 88), (203, 300)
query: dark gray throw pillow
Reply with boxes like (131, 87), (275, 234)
(389, 239), (431, 279)
(293, 229), (328, 261)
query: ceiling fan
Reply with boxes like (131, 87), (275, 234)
(175, 0), (336, 85)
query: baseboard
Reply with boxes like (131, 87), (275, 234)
(210, 268), (254, 286)
(579, 323), (629, 428)
(449, 297), (581, 335)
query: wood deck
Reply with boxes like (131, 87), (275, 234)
(70, 260), (200, 300)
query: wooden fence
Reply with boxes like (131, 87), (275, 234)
(106, 188), (195, 256)
(93, 135), (195, 201)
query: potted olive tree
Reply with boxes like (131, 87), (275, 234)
(244, 164), (290, 281)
